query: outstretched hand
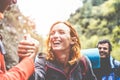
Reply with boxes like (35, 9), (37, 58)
(17, 34), (39, 61)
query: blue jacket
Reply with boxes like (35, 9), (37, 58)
(29, 53), (97, 80)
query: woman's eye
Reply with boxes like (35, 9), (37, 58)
(59, 31), (65, 34)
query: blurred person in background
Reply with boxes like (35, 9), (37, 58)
(93, 39), (120, 80)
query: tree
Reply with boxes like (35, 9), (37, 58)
(68, 0), (120, 59)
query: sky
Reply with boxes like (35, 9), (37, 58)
(17, 0), (83, 36)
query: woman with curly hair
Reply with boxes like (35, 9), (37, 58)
(29, 21), (97, 80)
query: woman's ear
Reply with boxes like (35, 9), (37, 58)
(70, 37), (77, 45)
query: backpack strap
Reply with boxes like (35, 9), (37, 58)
(112, 58), (115, 66)
(79, 56), (88, 75)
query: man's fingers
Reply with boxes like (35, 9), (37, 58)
(18, 53), (32, 58)
(19, 40), (34, 46)
(18, 48), (35, 53)
(18, 44), (35, 50)
(17, 34), (39, 60)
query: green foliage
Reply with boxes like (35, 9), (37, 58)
(92, 0), (108, 6)
(111, 46), (120, 61)
(68, 0), (120, 58)
(112, 26), (120, 44)
(80, 35), (99, 49)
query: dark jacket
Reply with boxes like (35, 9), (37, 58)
(93, 56), (120, 80)
(29, 53), (97, 80)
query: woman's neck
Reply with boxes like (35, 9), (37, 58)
(54, 50), (70, 67)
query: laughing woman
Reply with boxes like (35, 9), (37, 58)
(29, 21), (97, 80)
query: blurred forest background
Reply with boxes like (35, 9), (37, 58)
(0, 0), (120, 69)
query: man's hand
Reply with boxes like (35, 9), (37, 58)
(17, 34), (39, 61)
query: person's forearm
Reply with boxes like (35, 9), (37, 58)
(0, 57), (34, 80)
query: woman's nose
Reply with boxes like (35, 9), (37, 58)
(53, 32), (59, 37)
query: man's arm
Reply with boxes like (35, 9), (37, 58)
(0, 34), (39, 80)
(0, 57), (34, 80)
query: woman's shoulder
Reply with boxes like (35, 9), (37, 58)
(37, 52), (46, 58)
(35, 52), (47, 64)
(79, 55), (90, 64)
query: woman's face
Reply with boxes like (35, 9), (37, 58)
(49, 23), (72, 52)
